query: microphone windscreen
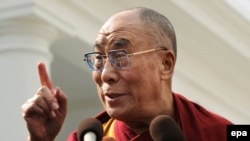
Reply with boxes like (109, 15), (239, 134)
(149, 115), (185, 141)
(102, 136), (115, 141)
(77, 118), (103, 141)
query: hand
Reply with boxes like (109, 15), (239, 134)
(22, 62), (67, 141)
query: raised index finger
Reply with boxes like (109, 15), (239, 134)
(37, 62), (53, 90)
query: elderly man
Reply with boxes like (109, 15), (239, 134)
(22, 7), (232, 141)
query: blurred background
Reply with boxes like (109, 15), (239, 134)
(0, 0), (249, 140)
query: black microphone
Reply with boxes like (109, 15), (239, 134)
(77, 118), (103, 141)
(149, 115), (185, 141)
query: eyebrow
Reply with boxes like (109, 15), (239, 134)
(93, 38), (131, 50)
(110, 38), (131, 49)
(93, 39), (104, 48)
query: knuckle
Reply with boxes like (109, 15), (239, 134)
(37, 86), (50, 94)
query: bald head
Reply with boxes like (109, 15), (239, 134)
(136, 7), (177, 56)
(108, 7), (177, 56)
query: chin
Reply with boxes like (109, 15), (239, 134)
(106, 107), (119, 117)
(106, 108), (129, 120)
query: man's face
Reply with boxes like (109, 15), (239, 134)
(92, 11), (168, 122)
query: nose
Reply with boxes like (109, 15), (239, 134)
(101, 59), (119, 84)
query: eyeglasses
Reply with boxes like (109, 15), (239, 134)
(83, 47), (167, 71)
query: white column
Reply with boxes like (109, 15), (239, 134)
(0, 18), (58, 140)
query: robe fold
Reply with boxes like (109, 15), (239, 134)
(67, 93), (232, 141)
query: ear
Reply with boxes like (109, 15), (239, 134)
(160, 50), (176, 80)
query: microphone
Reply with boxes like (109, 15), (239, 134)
(149, 115), (185, 141)
(77, 118), (103, 141)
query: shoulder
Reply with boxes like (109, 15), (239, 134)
(173, 93), (232, 124)
(173, 93), (232, 141)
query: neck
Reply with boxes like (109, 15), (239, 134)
(124, 100), (175, 134)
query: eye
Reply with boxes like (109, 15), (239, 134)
(93, 54), (104, 70)
(112, 51), (129, 68)
(95, 54), (103, 60)
(115, 51), (127, 58)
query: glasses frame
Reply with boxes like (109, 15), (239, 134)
(83, 47), (167, 71)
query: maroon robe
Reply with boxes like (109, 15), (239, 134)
(67, 93), (232, 141)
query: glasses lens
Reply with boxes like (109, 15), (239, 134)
(86, 53), (104, 71)
(109, 50), (129, 69)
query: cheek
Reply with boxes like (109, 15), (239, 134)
(131, 60), (160, 83)
(130, 60), (162, 96)
(129, 67), (159, 97)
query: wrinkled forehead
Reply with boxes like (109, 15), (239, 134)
(100, 10), (141, 34)
(94, 11), (148, 50)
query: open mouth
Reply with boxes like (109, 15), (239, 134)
(107, 94), (121, 98)
(105, 93), (126, 99)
